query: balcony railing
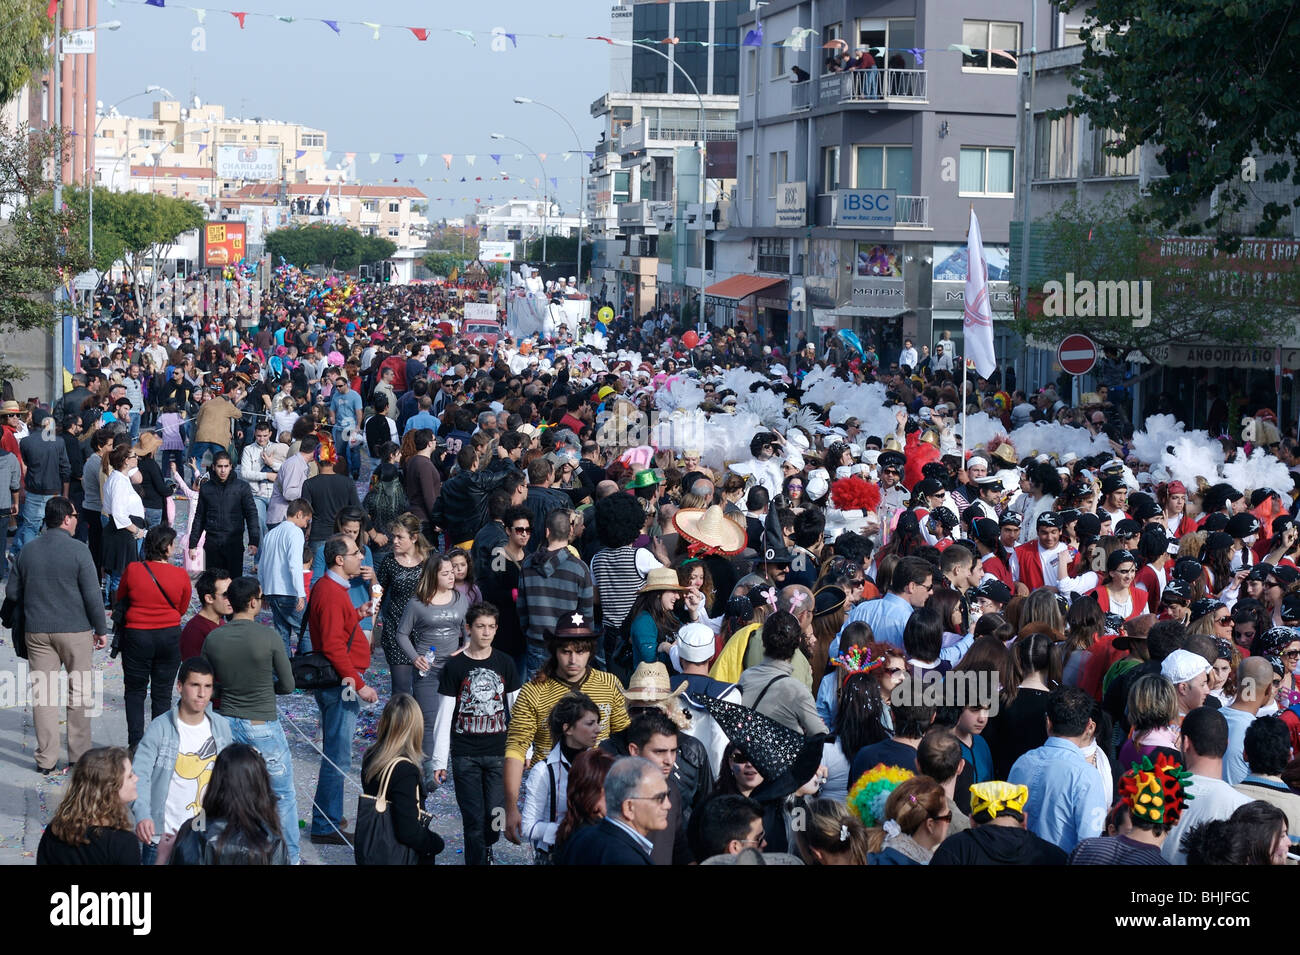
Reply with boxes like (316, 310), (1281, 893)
(792, 80), (813, 111)
(895, 195), (929, 227)
(818, 69), (928, 105)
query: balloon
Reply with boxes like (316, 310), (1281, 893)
(681, 330), (699, 348)
(597, 306), (615, 324)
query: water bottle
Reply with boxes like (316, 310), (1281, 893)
(418, 647), (436, 678)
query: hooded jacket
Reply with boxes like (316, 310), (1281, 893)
(929, 823), (1068, 865)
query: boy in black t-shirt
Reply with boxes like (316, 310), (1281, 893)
(432, 601), (521, 865)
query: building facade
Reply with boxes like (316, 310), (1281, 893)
(723, 0), (1060, 377)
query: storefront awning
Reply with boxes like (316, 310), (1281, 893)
(704, 274), (786, 301)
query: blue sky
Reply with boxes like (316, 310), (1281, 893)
(95, 0), (616, 218)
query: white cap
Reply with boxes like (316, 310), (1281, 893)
(671, 623), (717, 666)
(1161, 649), (1213, 686)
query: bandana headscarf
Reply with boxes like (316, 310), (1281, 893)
(969, 781), (1029, 820)
(1253, 627), (1297, 677)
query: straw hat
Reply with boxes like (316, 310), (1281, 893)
(621, 662), (688, 705)
(134, 431), (162, 456)
(673, 504), (746, 555)
(638, 567), (690, 594)
(0, 400), (21, 415)
(990, 442), (1019, 466)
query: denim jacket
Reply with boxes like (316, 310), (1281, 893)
(131, 704), (234, 836)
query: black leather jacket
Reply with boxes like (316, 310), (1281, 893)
(189, 472), (260, 549)
(429, 464), (519, 545)
(169, 817), (289, 865)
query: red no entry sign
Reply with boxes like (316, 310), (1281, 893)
(1058, 334), (1098, 376)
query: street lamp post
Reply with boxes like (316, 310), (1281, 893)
(89, 85), (171, 259)
(514, 97), (587, 287)
(491, 132), (549, 264)
(604, 38), (707, 329)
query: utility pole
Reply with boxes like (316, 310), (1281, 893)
(52, 1), (65, 405)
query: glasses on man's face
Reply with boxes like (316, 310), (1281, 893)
(511, 526), (531, 535)
(630, 790), (671, 805)
(738, 834), (767, 848)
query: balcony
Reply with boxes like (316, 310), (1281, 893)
(359, 210), (381, 225)
(619, 119), (737, 155)
(894, 195), (929, 228)
(618, 199), (673, 229)
(816, 69), (928, 107)
(792, 81), (813, 111)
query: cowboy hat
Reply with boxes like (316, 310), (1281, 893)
(673, 505), (746, 555)
(625, 469), (663, 491)
(621, 662), (688, 705)
(544, 613), (599, 643)
(133, 431), (162, 456)
(638, 567), (691, 594)
(989, 443), (1018, 465)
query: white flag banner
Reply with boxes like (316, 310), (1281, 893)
(963, 208), (997, 379)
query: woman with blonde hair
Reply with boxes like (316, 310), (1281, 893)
(862, 776), (952, 864)
(37, 747), (139, 865)
(359, 694), (444, 864)
(794, 797), (871, 865)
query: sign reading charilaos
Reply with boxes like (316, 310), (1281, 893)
(775, 182), (807, 228)
(833, 188), (897, 228)
(215, 146), (280, 181)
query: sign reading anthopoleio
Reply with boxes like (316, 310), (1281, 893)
(832, 188), (897, 228)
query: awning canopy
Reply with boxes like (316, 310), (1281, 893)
(704, 274), (786, 301)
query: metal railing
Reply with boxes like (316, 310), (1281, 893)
(894, 195), (929, 227)
(648, 125), (737, 142)
(792, 81), (813, 111)
(819, 69), (928, 104)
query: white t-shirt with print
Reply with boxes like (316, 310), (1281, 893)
(162, 716), (218, 839)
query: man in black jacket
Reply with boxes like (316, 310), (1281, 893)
(558, 756), (667, 866)
(189, 452), (260, 576)
(523, 457), (571, 555)
(430, 447), (521, 549)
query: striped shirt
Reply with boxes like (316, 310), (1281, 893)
(1069, 835), (1168, 865)
(517, 546), (595, 647)
(590, 545), (659, 628)
(504, 669), (630, 764)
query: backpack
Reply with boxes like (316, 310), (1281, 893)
(709, 622), (760, 684)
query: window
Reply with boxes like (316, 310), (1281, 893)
(388, 201), (401, 213)
(138, 129), (163, 141)
(962, 20), (1020, 71)
(746, 49), (757, 95)
(613, 171), (631, 204)
(757, 237), (790, 273)
(712, 0), (741, 95)
(267, 136), (280, 145)
(822, 146), (841, 193)
(301, 133), (325, 148)
(959, 147), (1015, 195)
(821, 23), (842, 73)
(388, 227), (400, 237)
(1085, 127), (1139, 178)
(1033, 114), (1075, 180)
(769, 151), (789, 197)
(363, 200), (379, 213)
(744, 153), (754, 198)
(631, 3), (669, 92)
(853, 145), (913, 194)
(771, 44), (788, 79)
(675, 2), (709, 95)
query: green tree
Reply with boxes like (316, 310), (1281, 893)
(265, 223), (393, 272)
(1013, 197), (1300, 369)
(0, 0), (52, 107)
(1060, 0), (1300, 244)
(422, 251), (462, 277)
(0, 121), (89, 382)
(424, 227), (478, 259)
(359, 234), (397, 267)
(523, 235), (593, 269)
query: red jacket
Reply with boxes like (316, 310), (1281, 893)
(378, 356), (407, 394)
(1090, 583), (1149, 621)
(981, 552), (1013, 588)
(118, 560), (192, 630)
(307, 574), (371, 689)
(1080, 634), (1125, 701)
(1134, 564), (1164, 614)
(1014, 541), (1046, 590)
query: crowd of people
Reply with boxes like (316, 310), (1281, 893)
(15, 264), (1300, 866)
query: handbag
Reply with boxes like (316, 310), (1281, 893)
(354, 757), (431, 866)
(290, 589), (359, 690)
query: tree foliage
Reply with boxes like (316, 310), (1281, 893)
(1061, 0), (1300, 245)
(1013, 197), (1300, 365)
(422, 251), (462, 277)
(0, 120), (89, 381)
(0, 0), (52, 107)
(524, 235), (594, 269)
(265, 222), (395, 272)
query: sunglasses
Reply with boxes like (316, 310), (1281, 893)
(629, 790), (671, 804)
(511, 526), (531, 534)
(1215, 615), (1232, 625)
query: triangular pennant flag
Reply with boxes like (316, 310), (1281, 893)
(393, 154), (404, 164)
(588, 35), (615, 44)
(475, 176), (482, 181)
(409, 27), (428, 41)
(584, 152), (594, 159)
(295, 149), (306, 158)
(417, 154), (427, 166)
(563, 152), (572, 161)
(363, 21), (380, 40)
(344, 152), (356, 164)
(549, 177), (558, 189)
(442, 154), (453, 168)
(196, 143), (208, 153)
(277, 15), (294, 23)
(194, 8), (205, 23)
(454, 29), (476, 45)
(948, 43), (974, 56)
(490, 154), (501, 164)
(991, 49), (1018, 65)
(661, 36), (679, 45)
(322, 19), (340, 34)
(460, 177), (466, 182)
(514, 153), (523, 161)
(505, 33), (517, 47)
(538, 153), (546, 162)
(783, 27), (814, 50)
(231, 11), (246, 28)
(145, 0), (164, 7)
(465, 155), (476, 166)
(369, 153), (380, 164)
(908, 48), (925, 66)
(743, 24), (763, 46)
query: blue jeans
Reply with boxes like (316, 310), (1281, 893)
(311, 685), (360, 836)
(11, 491), (51, 557)
(191, 441), (226, 469)
(129, 412), (142, 440)
(266, 594), (308, 656)
(144, 506), (164, 530)
(335, 434), (361, 480)
(523, 641), (549, 682)
(252, 495), (268, 547)
(227, 716), (301, 864)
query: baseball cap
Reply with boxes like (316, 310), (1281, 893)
(1161, 649), (1213, 686)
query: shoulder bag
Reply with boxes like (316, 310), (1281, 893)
(291, 589), (359, 690)
(354, 757), (431, 866)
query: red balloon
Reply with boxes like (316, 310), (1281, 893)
(681, 330), (699, 348)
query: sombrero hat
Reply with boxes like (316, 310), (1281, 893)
(674, 505), (746, 556)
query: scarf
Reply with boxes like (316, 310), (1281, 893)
(882, 832), (933, 865)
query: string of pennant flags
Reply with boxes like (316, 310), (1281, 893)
(90, 0), (1023, 63)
